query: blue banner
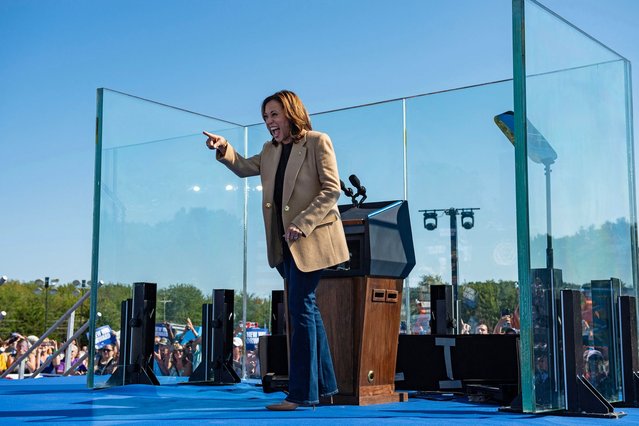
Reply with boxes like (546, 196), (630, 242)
(245, 327), (268, 351)
(155, 324), (169, 338)
(180, 327), (202, 345)
(95, 325), (117, 349)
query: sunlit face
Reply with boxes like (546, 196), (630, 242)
(263, 100), (292, 143)
(476, 325), (488, 334)
(101, 346), (114, 358)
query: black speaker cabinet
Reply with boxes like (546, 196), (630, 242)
(107, 282), (159, 387)
(430, 284), (454, 335)
(270, 290), (286, 336)
(189, 289), (240, 385)
(322, 200), (416, 279)
(618, 295), (639, 405)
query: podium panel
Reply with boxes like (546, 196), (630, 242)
(317, 276), (407, 405)
(323, 200), (415, 279)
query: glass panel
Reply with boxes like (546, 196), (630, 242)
(514, 0), (635, 412)
(90, 89), (246, 387)
(312, 101), (405, 203)
(406, 81), (516, 335)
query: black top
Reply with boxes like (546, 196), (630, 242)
(274, 142), (294, 240)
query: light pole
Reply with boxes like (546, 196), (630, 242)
(159, 298), (172, 322)
(420, 207), (480, 333)
(73, 279), (89, 324)
(35, 276), (59, 334)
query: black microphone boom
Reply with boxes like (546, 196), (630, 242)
(340, 179), (354, 197)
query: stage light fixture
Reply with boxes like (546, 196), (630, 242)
(461, 211), (475, 230)
(423, 211), (438, 231)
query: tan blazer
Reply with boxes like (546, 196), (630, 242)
(217, 130), (349, 272)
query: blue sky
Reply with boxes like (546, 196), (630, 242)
(1, 0), (638, 284)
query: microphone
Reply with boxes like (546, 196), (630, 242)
(340, 180), (354, 197)
(349, 174), (366, 196)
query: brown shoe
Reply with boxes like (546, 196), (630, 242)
(266, 400), (300, 411)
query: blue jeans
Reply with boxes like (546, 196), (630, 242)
(280, 250), (338, 405)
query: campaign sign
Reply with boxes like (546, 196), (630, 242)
(155, 323), (169, 338)
(180, 327), (202, 345)
(95, 325), (117, 349)
(245, 327), (268, 351)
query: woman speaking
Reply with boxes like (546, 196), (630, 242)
(204, 90), (349, 411)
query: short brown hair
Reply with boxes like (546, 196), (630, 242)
(261, 90), (312, 143)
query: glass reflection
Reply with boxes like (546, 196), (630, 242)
(515, 0), (635, 412)
(91, 89), (246, 387)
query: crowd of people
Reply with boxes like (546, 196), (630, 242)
(152, 318), (201, 377)
(0, 316), (265, 379)
(409, 300), (521, 335)
(0, 333), (89, 376)
(151, 318), (261, 379)
(1, 303), (522, 379)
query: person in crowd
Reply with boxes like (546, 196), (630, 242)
(205, 90), (348, 411)
(0, 335), (19, 373)
(0, 339), (7, 373)
(246, 347), (259, 378)
(153, 338), (172, 376)
(95, 344), (118, 375)
(183, 338), (202, 376)
(38, 338), (61, 374)
(170, 342), (190, 376)
(163, 322), (177, 344)
(583, 348), (612, 396)
(475, 323), (489, 334)
(7, 337), (37, 374)
(56, 344), (87, 375)
(179, 317), (201, 372)
(232, 336), (243, 377)
(534, 353), (551, 405)
(412, 301), (430, 334)
(494, 309), (520, 334)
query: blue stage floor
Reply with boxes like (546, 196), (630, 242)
(1, 377), (638, 425)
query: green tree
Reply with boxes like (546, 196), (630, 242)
(95, 283), (133, 331)
(234, 292), (271, 330)
(158, 283), (207, 325)
(408, 274), (447, 318)
(0, 280), (43, 338)
(460, 280), (518, 330)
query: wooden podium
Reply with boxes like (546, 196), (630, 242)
(316, 276), (407, 405)
(317, 200), (416, 405)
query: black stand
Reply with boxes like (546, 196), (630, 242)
(259, 294), (289, 393)
(615, 296), (639, 407)
(561, 289), (623, 418)
(107, 282), (160, 387)
(189, 289), (240, 385)
(429, 285), (455, 335)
